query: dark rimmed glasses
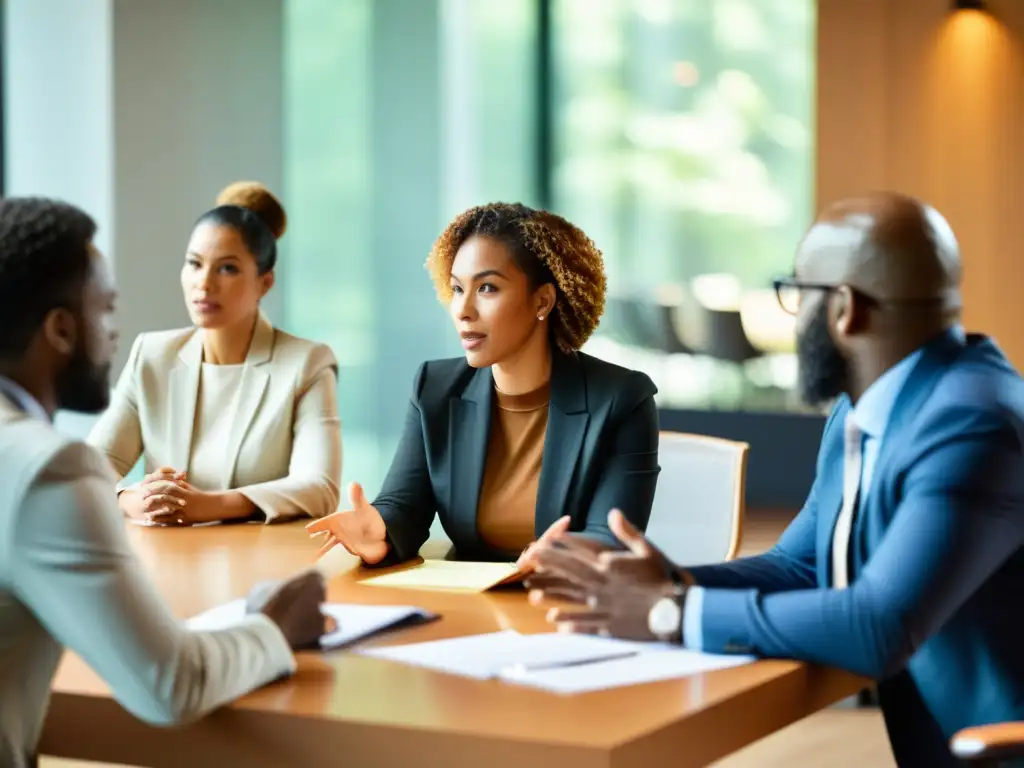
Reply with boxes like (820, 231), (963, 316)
(772, 276), (840, 315)
(772, 276), (941, 316)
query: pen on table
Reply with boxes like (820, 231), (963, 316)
(499, 651), (639, 678)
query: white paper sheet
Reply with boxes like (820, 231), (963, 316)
(359, 630), (755, 691)
(127, 518), (223, 528)
(501, 646), (756, 694)
(186, 599), (435, 649)
(359, 630), (674, 680)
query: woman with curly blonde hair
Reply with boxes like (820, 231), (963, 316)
(88, 182), (342, 526)
(309, 202), (659, 567)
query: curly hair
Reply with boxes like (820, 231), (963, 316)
(0, 197), (97, 358)
(425, 202), (607, 353)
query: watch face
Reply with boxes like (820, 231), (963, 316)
(648, 596), (682, 637)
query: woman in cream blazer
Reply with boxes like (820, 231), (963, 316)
(88, 183), (341, 524)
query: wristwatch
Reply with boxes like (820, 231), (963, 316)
(647, 585), (685, 643)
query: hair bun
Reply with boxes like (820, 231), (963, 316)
(215, 181), (287, 240)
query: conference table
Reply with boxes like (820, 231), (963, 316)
(43, 522), (866, 767)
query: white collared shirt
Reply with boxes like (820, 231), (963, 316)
(0, 376), (50, 422)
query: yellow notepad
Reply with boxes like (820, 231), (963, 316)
(360, 560), (526, 592)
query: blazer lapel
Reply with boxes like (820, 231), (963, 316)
(448, 367), (493, 551)
(850, 329), (967, 572)
(869, 329), (966, 481)
(535, 353), (589, 537)
(167, 331), (203, 470)
(220, 314), (273, 487)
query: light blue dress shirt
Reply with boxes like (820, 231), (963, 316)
(682, 328), (965, 649)
(0, 375), (49, 422)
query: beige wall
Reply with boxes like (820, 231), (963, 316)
(818, 0), (1024, 366)
(4, 0), (284, 373)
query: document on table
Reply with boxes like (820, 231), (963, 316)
(359, 560), (526, 592)
(359, 630), (754, 692)
(186, 599), (436, 649)
(358, 630), (642, 679)
(503, 647), (755, 694)
(128, 518), (223, 528)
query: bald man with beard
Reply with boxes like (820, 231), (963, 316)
(526, 192), (1024, 766)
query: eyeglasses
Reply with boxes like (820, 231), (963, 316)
(774, 276), (957, 317)
(772, 276), (839, 315)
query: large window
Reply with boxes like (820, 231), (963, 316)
(282, 0), (815, 496)
(554, 0), (815, 412)
(283, 0), (538, 495)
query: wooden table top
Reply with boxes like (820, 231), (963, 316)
(43, 522), (866, 768)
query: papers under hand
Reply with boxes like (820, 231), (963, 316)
(359, 560), (526, 592)
(359, 630), (755, 693)
(187, 599), (436, 650)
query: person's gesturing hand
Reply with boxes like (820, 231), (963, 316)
(306, 482), (389, 564)
(525, 509), (682, 641)
(516, 516), (577, 572)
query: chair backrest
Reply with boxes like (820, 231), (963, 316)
(645, 431), (748, 565)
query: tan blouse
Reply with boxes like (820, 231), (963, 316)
(476, 381), (551, 556)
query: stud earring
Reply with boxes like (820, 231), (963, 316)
(538, 314), (545, 321)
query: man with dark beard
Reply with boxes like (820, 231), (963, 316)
(0, 197), (329, 768)
(526, 192), (1024, 767)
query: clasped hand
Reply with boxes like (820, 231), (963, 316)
(123, 467), (221, 526)
(524, 509), (683, 641)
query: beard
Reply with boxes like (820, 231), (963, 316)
(56, 342), (111, 414)
(796, 300), (848, 408)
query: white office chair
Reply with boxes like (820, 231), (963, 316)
(645, 431), (748, 566)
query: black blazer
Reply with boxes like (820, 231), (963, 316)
(372, 351), (661, 564)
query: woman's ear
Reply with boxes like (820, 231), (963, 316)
(534, 283), (557, 320)
(259, 270), (276, 299)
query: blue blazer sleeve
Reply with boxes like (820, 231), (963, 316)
(697, 406), (1024, 678)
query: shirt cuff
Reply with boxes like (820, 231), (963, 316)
(237, 612), (299, 679)
(116, 480), (141, 496)
(682, 586), (705, 651)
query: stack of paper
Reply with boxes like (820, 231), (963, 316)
(187, 599), (436, 649)
(358, 630), (636, 679)
(359, 560), (526, 592)
(359, 629), (755, 693)
(502, 646), (755, 694)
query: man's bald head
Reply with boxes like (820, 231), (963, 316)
(796, 192), (962, 310)
(791, 192), (966, 407)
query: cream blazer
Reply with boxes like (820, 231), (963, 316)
(0, 395), (295, 767)
(87, 314), (342, 522)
